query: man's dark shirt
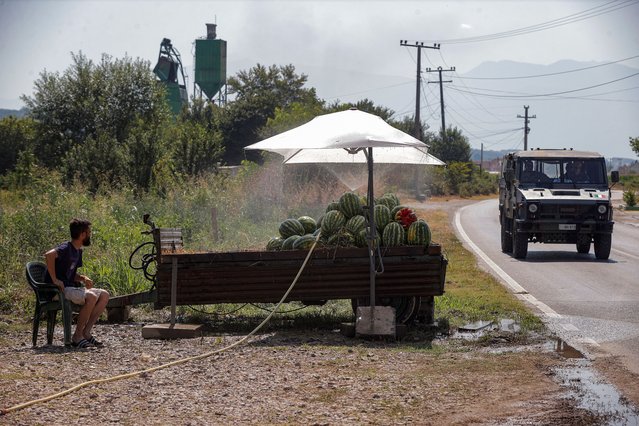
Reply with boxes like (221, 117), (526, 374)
(44, 241), (83, 287)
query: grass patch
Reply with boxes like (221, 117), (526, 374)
(416, 207), (544, 332)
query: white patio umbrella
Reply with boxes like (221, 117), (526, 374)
(245, 108), (444, 310)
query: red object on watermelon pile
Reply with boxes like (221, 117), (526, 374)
(395, 208), (417, 229)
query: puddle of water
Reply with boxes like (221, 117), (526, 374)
(556, 364), (639, 425)
(546, 338), (585, 359)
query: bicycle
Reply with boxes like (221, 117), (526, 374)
(128, 214), (158, 288)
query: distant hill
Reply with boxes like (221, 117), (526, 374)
(471, 148), (636, 173)
(0, 108), (27, 119)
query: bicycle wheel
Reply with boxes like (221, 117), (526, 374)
(129, 241), (156, 270)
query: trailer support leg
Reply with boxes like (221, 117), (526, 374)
(170, 257), (177, 326)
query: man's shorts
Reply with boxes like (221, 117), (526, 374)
(63, 287), (108, 305)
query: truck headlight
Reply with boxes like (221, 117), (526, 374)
(528, 203), (538, 214)
(597, 205), (607, 215)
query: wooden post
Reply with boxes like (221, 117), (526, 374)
(170, 257), (177, 326)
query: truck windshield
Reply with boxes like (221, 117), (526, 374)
(516, 158), (607, 188)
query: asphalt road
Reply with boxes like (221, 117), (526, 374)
(454, 198), (639, 373)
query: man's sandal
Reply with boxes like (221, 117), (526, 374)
(87, 336), (103, 346)
(71, 339), (91, 349)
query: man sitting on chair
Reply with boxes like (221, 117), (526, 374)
(45, 218), (109, 348)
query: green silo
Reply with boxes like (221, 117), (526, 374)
(195, 24), (227, 100)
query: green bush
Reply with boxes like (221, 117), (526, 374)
(0, 161), (343, 316)
(623, 188), (637, 207)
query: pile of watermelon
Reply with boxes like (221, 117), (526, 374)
(266, 192), (431, 251)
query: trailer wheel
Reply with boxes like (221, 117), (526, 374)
(351, 296), (421, 324)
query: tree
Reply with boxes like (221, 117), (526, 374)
(219, 64), (319, 164)
(0, 116), (35, 175)
(427, 126), (471, 164)
(260, 100), (326, 139)
(21, 51), (171, 187)
(631, 136), (639, 157)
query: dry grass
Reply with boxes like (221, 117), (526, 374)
(414, 206), (544, 331)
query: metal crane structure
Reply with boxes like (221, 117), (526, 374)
(153, 38), (188, 115)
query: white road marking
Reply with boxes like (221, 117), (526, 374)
(561, 323), (579, 331)
(454, 203), (562, 319)
(577, 337), (600, 347)
(612, 248), (639, 261)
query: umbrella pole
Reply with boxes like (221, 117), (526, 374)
(367, 147), (376, 309)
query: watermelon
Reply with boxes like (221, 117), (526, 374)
(390, 205), (406, 218)
(377, 195), (397, 211)
(316, 214), (324, 229)
(382, 222), (405, 247)
(282, 235), (301, 250)
(293, 234), (317, 250)
(266, 237), (284, 251)
(373, 204), (392, 232)
(357, 228), (380, 248)
(297, 216), (317, 234)
(382, 193), (401, 208)
(339, 192), (363, 218)
(407, 220), (431, 246)
(327, 231), (355, 247)
(279, 219), (305, 239)
(345, 215), (366, 235)
(321, 210), (346, 236)
(326, 202), (340, 213)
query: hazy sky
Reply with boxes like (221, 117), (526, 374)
(1, 0), (638, 156)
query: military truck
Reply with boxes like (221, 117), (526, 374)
(499, 149), (619, 259)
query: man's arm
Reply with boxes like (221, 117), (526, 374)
(76, 274), (94, 289)
(44, 249), (64, 291)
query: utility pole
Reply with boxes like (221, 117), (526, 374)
(517, 105), (536, 150)
(426, 66), (455, 143)
(400, 41), (440, 140)
(480, 143), (484, 173)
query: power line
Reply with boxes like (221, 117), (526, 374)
(422, 0), (639, 44)
(447, 71), (639, 99)
(435, 49), (516, 126)
(456, 54), (639, 80)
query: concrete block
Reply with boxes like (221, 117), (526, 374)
(355, 306), (396, 337)
(142, 323), (203, 339)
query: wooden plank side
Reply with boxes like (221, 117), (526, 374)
(154, 251), (447, 307)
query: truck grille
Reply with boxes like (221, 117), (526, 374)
(538, 204), (598, 220)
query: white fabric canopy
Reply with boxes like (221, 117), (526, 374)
(245, 109), (444, 165)
(283, 146), (445, 165)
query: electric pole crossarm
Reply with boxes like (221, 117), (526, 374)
(425, 66), (456, 143)
(400, 40), (440, 140)
(517, 105), (537, 150)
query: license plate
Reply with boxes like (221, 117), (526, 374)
(559, 224), (576, 230)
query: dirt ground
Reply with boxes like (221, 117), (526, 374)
(2, 196), (637, 425)
(0, 316), (609, 425)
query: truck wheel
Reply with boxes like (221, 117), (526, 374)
(576, 240), (591, 254)
(594, 234), (612, 260)
(512, 223), (528, 259)
(501, 216), (513, 253)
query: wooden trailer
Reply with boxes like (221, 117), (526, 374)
(108, 228), (448, 324)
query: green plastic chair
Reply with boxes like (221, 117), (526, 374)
(25, 261), (77, 347)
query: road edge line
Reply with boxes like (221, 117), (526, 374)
(454, 202), (562, 319)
